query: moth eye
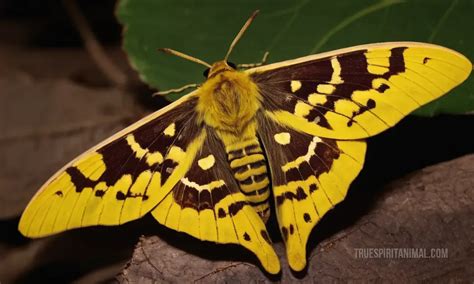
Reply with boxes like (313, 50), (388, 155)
(227, 61), (237, 69)
(203, 68), (210, 78)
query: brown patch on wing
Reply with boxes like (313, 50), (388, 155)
(170, 127), (250, 218)
(257, 113), (340, 186)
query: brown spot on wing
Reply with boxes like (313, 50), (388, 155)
(116, 191), (126, 200)
(376, 83), (390, 93)
(243, 232), (251, 241)
(303, 213), (312, 223)
(229, 201), (246, 216)
(275, 187), (308, 206)
(66, 167), (96, 192)
(218, 208), (226, 218)
(309, 183), (318, 193)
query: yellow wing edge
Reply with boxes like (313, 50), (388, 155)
(247, 42), (472, 74)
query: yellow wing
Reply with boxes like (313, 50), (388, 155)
(19, 93), (204, 237)
(258, 113), (365, 271)
(151, 127), (280, 273)
(252, 42), (471, 271)
(250, 42), (472, 139)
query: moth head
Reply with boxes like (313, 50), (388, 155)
(158, 10), (259, 80)
(203, 61), (237, 78)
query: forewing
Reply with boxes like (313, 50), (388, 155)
(19, 94), (203, 237)
(250, 42), (472, 139)
(151, 127), (280, 274)
(257, 112), (366, 271)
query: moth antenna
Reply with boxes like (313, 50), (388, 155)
(224, 10), (260, 61)
(159, 48), (212, 68)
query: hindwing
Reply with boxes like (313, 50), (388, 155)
(257, 112), (365, 271)
(151, 127), (279, 273)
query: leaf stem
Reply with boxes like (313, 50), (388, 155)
(62, 0), (128, 87)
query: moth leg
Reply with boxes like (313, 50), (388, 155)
(238, 51), (270, 69)
(153, 83), (200, 96)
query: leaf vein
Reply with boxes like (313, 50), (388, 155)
(309, 0), (404, 54)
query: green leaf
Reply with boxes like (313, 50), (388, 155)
(117, 0), (473, 116)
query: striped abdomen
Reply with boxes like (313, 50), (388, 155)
(226, 138), (271, 222)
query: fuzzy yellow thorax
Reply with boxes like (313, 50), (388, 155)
(196, 61), (261, 135)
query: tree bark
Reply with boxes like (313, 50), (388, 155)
(118, 154), (474, 283)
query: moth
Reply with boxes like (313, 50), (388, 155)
(19, 10), (472, 274)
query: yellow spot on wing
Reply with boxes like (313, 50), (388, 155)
(274, 132), (291, 145)
(308, 93), (327, 105)
(291, 80), (302, 92)
(294, 101), (313, 117)
(163, 123), (176, 137)
(146, 152), (163, 166)
(197, 154), (215, 170)
(316, 84), (336, 94)
(181, 177), (225, 191)
(330, 57), (343, 84)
